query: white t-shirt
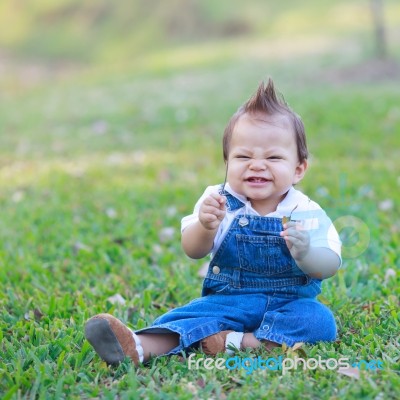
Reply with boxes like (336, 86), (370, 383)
(181, 183), (342, 261)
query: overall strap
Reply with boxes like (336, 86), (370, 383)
(219, 185), (245, 212)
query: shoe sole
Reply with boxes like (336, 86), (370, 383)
(85, 317), (125, 365)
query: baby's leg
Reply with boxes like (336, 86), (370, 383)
(241, 333), (279, 351)
(201, 331), (278, 355)
(85, 314), (179, 365)
(137, 332), (179, 361)
(254, 297), (337, 346)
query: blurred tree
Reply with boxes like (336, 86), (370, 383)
(370, 0), (387, 58)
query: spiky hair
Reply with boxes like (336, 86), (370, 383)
(222, 78), (308, 162)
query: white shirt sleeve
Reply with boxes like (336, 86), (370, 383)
(309, 209), (341, 254)
(292, 202), (342, 263)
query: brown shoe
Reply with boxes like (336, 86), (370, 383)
(200, 330), (234, 356)
(85, 313), (140, 366)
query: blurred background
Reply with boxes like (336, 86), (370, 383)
(1, 0), (399, 226)
(1, 0), (399, 198)
(0, 0), (399, 231)
(1, 0), (399, 91)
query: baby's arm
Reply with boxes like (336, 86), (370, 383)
(181, 193), (226, 259)
(280, 221), (341, 279)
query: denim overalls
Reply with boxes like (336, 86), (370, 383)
(138, 189), (336, 353)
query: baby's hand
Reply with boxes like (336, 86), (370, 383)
(199, 193), (226, 231)
(280, 221), (310, 262)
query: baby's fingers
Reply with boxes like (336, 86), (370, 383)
(199, 211), (223, 230)
(282, 220), (305, 230)
(208, 193), (226, 210)
(202, 205), (225, 219)
(281, 221), (309, 241)
(201, 194), (226, 217)
(201, 212), (218, 224)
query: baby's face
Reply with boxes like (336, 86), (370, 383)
(226, 112), (307, 215)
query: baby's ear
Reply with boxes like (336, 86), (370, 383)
(293, 159), (308, 184)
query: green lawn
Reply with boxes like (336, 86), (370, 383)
(1, 17), (400, 399)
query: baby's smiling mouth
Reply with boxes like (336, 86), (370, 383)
(246, 177), (271, 183)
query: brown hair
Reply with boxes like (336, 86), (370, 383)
(222, 78), (308, 163)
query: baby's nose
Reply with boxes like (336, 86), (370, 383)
(249, 159), (266, 170)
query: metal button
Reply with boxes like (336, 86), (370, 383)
(262, 325), (270, 331)
(239, 217), (249, 227)
(212, 265), (220, 274)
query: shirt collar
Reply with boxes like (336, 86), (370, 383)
(224, 183), (300, 217)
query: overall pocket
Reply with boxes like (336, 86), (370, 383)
(237, 234), (295, 276)
(201, 278), (231, 296)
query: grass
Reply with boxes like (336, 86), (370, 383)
(1, 17), (400, 400)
